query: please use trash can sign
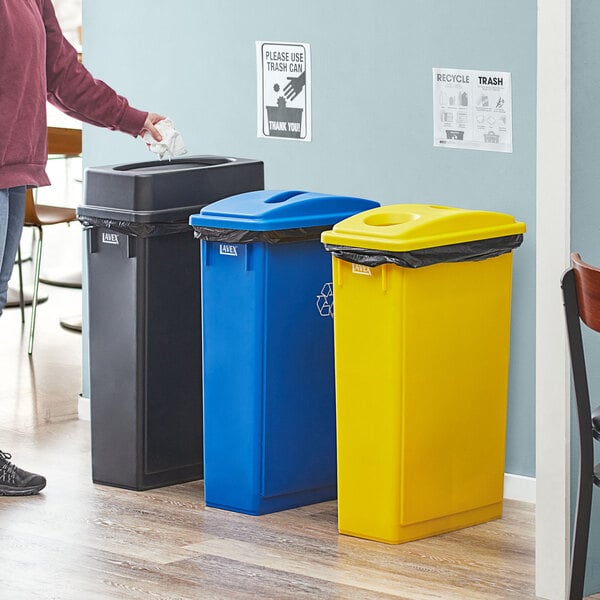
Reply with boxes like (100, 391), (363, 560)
(257, 41), (312, 142)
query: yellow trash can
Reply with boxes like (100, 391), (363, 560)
(321, 204), (525, 544)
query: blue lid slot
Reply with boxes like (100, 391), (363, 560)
(190, 190), (380, 232)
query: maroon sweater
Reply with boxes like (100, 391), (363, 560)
(0, 0), (148, 189)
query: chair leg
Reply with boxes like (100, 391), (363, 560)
(17, 246), (24, 324)
(28, 226), (43, 355)
(570, 472), (594, 600)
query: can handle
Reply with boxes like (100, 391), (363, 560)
(88, 227), (98, 254)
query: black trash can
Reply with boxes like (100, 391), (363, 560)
(78, 156), (264, 490)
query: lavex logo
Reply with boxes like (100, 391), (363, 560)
(102, 232), (119, 245)
(352, 263), (372, 276)
(219, 244), (238, 257)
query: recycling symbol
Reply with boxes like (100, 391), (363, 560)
(316, 282), (334, 318)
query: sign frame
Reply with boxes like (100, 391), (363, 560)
(257, 41), (312, 142)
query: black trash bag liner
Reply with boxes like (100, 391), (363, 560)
(324, 234), (524, 269)
(192, 224), (331, 245)
(78, 215), (192, 238)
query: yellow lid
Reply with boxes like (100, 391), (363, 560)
(321, 204), (526, 252)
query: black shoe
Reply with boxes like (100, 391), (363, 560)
(0, 451), (46, 496)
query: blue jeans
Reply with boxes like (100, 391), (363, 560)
(0, 187), (26, 316)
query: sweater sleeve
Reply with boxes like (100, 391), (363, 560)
(42, 0), (147, 137)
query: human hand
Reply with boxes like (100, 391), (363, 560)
(283, 71), (306, 102)
(140, 113), (166, 142)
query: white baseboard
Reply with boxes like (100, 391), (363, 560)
(504, 473), (536, 504)
(78, 395), (90, 421)
(73, 398), (538, 505)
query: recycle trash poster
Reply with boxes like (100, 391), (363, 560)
(257, 41), (311, 141)
(433, 67), (512, 153)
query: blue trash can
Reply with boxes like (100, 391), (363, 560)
(190, 190), (379, 515)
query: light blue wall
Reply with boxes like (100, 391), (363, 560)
(571, 0), (600, 593)
(82, 0), (537, 477)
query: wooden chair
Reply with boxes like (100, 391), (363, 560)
(561, 252), (600, 600)
(16, 127), (81, 354)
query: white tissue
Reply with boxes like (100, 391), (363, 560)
(143, 118), (187, 160)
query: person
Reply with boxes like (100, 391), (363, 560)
(0, 0), (165, 495)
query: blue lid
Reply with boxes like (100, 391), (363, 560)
(189, 190), (380, 231)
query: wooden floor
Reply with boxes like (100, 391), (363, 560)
(0, 267), (548, 599)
